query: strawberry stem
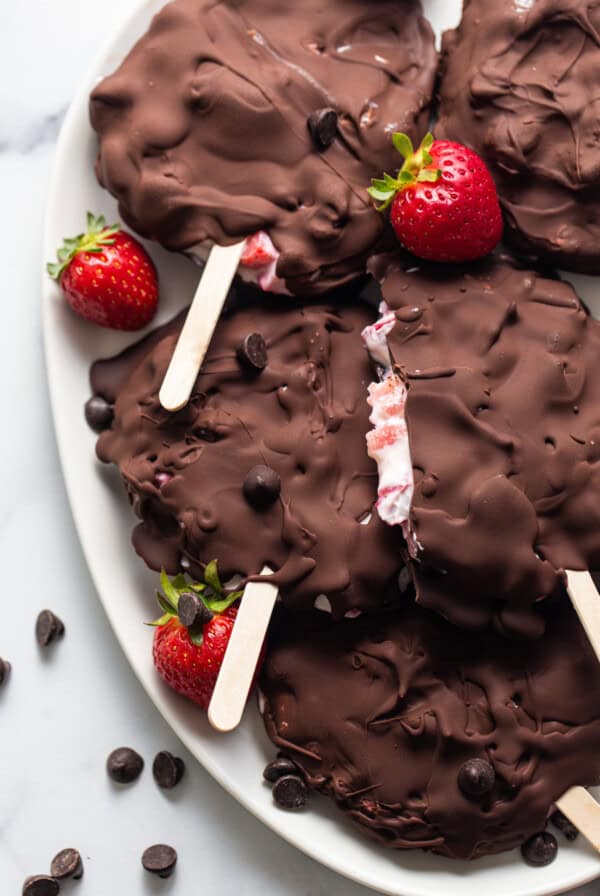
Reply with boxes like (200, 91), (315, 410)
(46, 212), (120, 281)
(367, 132), (442, 211)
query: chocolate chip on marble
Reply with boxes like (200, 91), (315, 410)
(272, 774), (308, 810)
(84, 395), (114, 433)
(307, 107), (338, 150)
(263, 757), (301, 783)
(142, 844), (178, 878)
(0, 657), (11, 685)
(458, 758), (495, 799)
(237, 333), (268, 372)
(243, 465), (281, 510)
(50, 848), (83, 880)
(550, 809), (579, 842)
(22, 877), (60, 896)
(35, 610), (65, 648)
(177, 592), (213, 629)
(106, 746), (144, 784)
(153, 751), (185, 789)
(521, 831), (558, 867)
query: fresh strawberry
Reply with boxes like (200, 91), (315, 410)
(368, 133), (503, 263)
(150, 563), (264, 710)
(47, 212), (158, 330)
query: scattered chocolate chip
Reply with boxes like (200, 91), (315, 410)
(177, 592), (213, 629)
(106, 746), (144, 784)
(307, 107), (338, 150)
(263, 757), (301, 783)
(84, 395), (114, 433)
(550, 809), (579, 842)
(35, 610), (65, 648)
(237, 333), (268, 372)
(458, 758), (495, 799)
(243, 465), (281, 510)
(0, 657), (10, 685)
(22, 876), (59, 896)
(153, 751), (185, 789)
(50, 848), (83, 881)
(521, 831), (558, 867)
(142, 844), (178, 878)
(272, 774), (308, 810)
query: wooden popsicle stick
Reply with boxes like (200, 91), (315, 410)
(208, 567), (278, 733)
(556, 787), (600, 853)
(566, 569), (600, 663)
(159, 241), (246, 412)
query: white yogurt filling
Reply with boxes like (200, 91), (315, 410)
(190, 231), (290, 294)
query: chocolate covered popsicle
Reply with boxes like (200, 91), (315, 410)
(90, 0), (438, 296)
(363, 253), (600, 635)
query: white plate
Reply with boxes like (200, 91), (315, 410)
(42, 2), (600, 894)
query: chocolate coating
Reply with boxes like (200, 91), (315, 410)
(261, 597), (600, 860)
(437, 0), (600, 273)
(90, 0), (437, 295)
(370, 253), (600, 634)
(91, 292), (404, 617)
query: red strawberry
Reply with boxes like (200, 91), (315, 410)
(150, 563), (264, 710)
(368, 133), (503, 263)
(47, 212), (158, 330)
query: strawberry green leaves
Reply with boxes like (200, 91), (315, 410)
(47, 212), (120, 281)
(367, 132), (442, 211)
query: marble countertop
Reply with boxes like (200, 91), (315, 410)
(1, 2), (599, 894)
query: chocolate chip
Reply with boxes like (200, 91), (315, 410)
(521, 831), (558, 867)
(50, 848), (83, 880)
(22, 877), (59, 896)
(0, 657), (10, 685)
(237, 333), (268, 371)
(153, 751), (185, 789)
(35, 610), (65, 648)
(272, 774), (308, 810)
(550, 809), (579, 842)
(458, 758), (495, 799)
(107, 746), (144, 784)
(84, 395), (114, 433)
(263, 757), (302, 783)
(243, 465), (281, 510)
(177, 592), (213, 629)
(307, 107), (338, 150)
(142, 844), (178, 878)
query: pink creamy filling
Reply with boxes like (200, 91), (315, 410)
(363, 307), (416, 549)
(191, 231), (288, 294)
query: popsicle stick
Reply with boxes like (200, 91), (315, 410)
(566, 570), (600, 663)
(208, 567), (278, 733)
(159, 240), (246, 412)
(556, 787), (600, 853)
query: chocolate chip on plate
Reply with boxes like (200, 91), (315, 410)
(50, 848), (83, 881)
(307, 107), (338, 150)
(272, 774), (308, 810)
(457, 758), (495, 799)
(237, 333), (268, 372)
(550, 809), (579, 842)
(22, 876), (60, 896)
(142, 844), (178, 878)
(107, 746), (144, 784)
(263, 757), (301, 783)
(521, 831), (558, 867)
(35, 610), (65, 648)
(84, 395), (114, 433)
(153, 751), (185, 789)
(0, 657), (11, 685)
(243, 465), (281, 510)
(177, 592), (213, 629)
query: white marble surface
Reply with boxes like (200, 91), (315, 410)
(1, 2), (599, 894)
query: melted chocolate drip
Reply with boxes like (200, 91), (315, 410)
(91, 291), (404, 617)
(90, 0), (437, 295)
(261, 595), (600, 859)
(437, 0), (600, 273)
(370, 253), (600, 635)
